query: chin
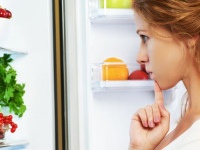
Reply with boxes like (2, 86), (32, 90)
(156, 80), (177, 90)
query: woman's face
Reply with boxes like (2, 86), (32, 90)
(134, 13), (191, 90)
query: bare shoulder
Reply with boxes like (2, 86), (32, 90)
(155, 116), (200, 150)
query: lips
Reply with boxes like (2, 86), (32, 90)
(145, 69), (153, 79)
(149, 73), (153, 79)
(140, 64), (154, 79)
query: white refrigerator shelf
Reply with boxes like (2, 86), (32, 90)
(0, 140), (28, 149)
(90, 8), (134, 24)
(92, 80), (154, 92)
(0, 46), (28, 56)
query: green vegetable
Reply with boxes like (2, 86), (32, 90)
(0, 54), (26, 117)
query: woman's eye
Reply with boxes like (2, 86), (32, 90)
(140, 35), (149, 43)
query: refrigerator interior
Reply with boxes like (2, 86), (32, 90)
(0, 0), (55, 149)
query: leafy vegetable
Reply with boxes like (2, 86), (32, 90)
(0, 54), (26, 117)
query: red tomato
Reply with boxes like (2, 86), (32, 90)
(5, 9), (12, 18)
(0, 8), (12, 19)
(0, 8), (7, 18)
(128, 70), (149, 80)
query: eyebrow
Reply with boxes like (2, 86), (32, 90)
(136, 29), (146, 34)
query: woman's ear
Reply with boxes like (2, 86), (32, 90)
(184, 34), (199, 59)
(188, 34), (199, 49)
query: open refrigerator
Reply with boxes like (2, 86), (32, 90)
(61, 0), (186, 150)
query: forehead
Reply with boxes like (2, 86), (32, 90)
(134, 13), (173, 37)
(134, 13), (149, 30)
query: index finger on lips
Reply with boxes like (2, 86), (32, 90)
(154, 81), (164, 104)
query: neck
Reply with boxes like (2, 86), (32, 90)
(183, 64), (200, 114)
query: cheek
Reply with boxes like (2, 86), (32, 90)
(148, 41), (186, 80)
(151, 53), (185, 90)
(158, 51), (183, 69)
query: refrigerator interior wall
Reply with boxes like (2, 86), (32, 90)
(90, 91), (155, 150)
(90, 23), (138, 63)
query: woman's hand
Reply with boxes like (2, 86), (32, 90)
(129, 82), (170, 150)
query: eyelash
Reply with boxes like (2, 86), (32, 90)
(140, 35), (149, 43)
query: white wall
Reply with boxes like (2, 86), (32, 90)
(0, 0), (55, 150)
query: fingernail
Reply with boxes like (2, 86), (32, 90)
(154, 116), (160, 123)
(149, 121), (155, 128)
(143, 122), (148, 127)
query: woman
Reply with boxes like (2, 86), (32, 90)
(129, 0), (200, 149)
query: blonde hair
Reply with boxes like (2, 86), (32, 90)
(132, 0), (200, 66)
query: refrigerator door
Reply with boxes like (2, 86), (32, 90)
(56, 0), (90, 150)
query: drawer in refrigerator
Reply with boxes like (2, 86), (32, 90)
(91, 62), (154, 92)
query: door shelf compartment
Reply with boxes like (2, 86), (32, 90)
(92, 80), (154, 92)
(91, 63), (153, 92)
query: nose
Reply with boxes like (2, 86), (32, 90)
(136, 47), (148, 64)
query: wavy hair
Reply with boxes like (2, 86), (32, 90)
(132, 0), (200, 66)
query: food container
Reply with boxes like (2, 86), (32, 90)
(100, 0), (132, 9)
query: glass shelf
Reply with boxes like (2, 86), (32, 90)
(0, 46), (27, 57)
(0, 140), (28, 149)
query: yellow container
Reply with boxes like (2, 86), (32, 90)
(102, 62), (129, 80)
(100, 0), (132, 9)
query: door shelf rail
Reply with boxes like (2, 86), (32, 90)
(91, 80), (154, 92)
